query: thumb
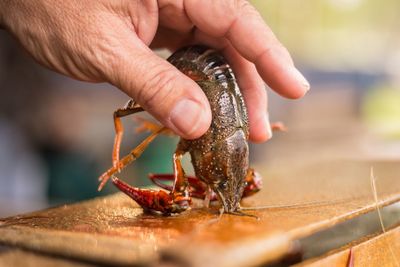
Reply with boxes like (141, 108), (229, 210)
(107, 41), (212, 139)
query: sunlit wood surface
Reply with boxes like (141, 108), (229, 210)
(298, 225), (400, 267)
(0, 159), (399, 266)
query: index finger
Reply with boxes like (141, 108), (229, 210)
(184, 0), (310, 99)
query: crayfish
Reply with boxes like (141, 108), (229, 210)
(98, 46), (284, 216)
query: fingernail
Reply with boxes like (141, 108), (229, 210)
(265, 112), (272, 139)
(170, 99), (206, 138)
(293, 67), (310, 91)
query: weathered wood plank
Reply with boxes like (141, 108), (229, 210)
(0, 247), (96, 267)
(298, 224), (400, 267)
(0, 159), (399, 267)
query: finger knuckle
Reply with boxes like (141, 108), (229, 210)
(138, 67), (177, 108)
(222, 0), (259, 38)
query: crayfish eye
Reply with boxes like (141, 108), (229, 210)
(218, 181), (228, 191)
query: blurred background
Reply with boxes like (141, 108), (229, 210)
(0, 0), (399, 217)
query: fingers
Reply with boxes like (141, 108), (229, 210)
(158, 0), (194, 33)
(106, 37), (211, 140)
(222, 45), (271, 143)
(184, 0), (310, 99)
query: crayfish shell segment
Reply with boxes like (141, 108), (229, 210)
(168, 45), (235, 83)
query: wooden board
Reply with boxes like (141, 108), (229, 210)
(0, 247), (96, 267)
(298, 224), (400, 267)
(1, 159), (400, 267)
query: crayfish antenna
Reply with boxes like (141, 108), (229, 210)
(214, 207), (258, 220)
(233, 210), (259, 220)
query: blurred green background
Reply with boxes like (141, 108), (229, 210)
(1, 0), (399, 216)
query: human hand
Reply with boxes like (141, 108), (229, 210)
(0, 0), (309, 142)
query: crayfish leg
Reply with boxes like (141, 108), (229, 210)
(148, 173), (175, 191)
(112, 100), (144, 170)
(134, 117), (175, 136)
(98, 127), (167, 191)
(148, 173), (219, 201)
(203, 186), (214, 208)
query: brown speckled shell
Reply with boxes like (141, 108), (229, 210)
(168, 46), (250, 212)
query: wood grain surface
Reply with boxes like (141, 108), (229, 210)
(298, 224), (400, 267)
(0, 159), (399, 267)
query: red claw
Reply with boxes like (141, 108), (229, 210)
(243, 169), (263, 197)
(112, 176), (190, 215)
